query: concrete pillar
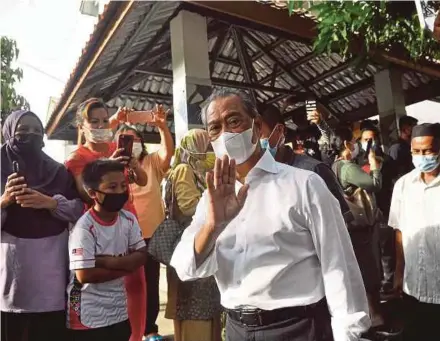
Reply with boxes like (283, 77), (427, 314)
(171, 10), (212, 145)
(374, 68), (407, 148)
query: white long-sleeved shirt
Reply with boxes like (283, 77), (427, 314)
(171, 150), (370, 340)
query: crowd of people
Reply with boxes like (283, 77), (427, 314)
(1, 90), (439, 341)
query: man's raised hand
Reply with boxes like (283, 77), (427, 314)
(205, 156), (248, 231)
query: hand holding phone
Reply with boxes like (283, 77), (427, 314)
(364, 139), (373, 159)
(117, 134), (134, 158)
(126, 111), (154, 125)
(306, 100), (319, 123)
(13, 161), (20, 175)
(306, 100), (317, 114)
(1, 163), (26, 208)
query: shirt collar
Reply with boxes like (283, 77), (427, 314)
(410, 169), (440, 187)
(245, 149), (280, 180)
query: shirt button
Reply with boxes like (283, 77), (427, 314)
(237, 247), (244, 253)
(237, 280), (242, 285)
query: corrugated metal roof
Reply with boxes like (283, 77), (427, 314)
(47, 0), (440, 142)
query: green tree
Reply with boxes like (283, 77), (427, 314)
(1, 37), (29, 124)
(287, 1), (440, 63)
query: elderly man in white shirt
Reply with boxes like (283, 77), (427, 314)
(170, 89), (370, 341)
(389, 123), (440, 341)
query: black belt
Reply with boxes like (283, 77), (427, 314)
(225, 298), (326, 327)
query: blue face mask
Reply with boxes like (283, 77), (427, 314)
(260, 138), (277, 157)
(260, 126), (284, 158)
(412, 154), (440, 173)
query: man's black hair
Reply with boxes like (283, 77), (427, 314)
(82, 159), (125, 190)
(329, 127), (354, 158)
(360, 122), (379, 135)
(398, 115), (418, 131)
(360, 119), (378, 132)
(260, 104), (285, 130)
(201, 89), (258, 125)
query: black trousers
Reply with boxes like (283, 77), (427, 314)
(225, 300), (334, 341)
(403, 294), (440, 341)
(144, 238), (161, 335)
(349, 226), (381, 294)
(1, 310), (67, 341)
(70, 319), (131, 341)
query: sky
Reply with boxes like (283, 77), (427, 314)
(0, 0), (108, 162)
(1, 0), (439, 162)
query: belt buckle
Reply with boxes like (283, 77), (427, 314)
(239, 309), (262, 327)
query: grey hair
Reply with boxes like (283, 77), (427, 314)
(201, 88), (258, 126)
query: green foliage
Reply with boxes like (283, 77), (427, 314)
(1, 37), (29, 124)
(287, 1), (440, 63)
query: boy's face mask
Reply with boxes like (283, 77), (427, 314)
(95, 190), (129, 212)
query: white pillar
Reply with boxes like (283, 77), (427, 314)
(374, 68), (406, 148)
(171, 10), (212, 145)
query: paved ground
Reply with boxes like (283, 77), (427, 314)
(157, 265), (174, 340)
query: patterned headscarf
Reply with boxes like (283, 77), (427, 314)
(171, 129), (211, 192)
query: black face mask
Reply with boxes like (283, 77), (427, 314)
(13, 134), (44, 154)
(95, 190), (129, 212)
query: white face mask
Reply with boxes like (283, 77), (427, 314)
(211, 121), (257, 165)
(83, 127), (113, 143)
(132, 142), (143, 158)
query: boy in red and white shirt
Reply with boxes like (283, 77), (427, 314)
(67, 159), (146, 341)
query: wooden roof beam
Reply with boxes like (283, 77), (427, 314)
(209, 28), (229, 74)
(132, 67), (296, 95)
(251, 38), (286, 61)
(183, 1), (316, 44)
(231, 26), (258, 103)
(46, 0), (135, 137)
(258, 52), (316, 85)
(241, 29), (338, 119)
(324, 77), (375, 103)
(103, 3), (180, 101)
(185, 1), (440, 79)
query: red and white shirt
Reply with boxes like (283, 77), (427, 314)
(67, 209), (145, 329)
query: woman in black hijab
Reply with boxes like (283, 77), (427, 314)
(0, 110), (83, 341)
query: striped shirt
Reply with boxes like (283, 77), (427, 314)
(67, 209), (145, 329)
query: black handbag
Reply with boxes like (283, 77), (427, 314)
(332, 160), (379, 229)
(147, 179), (185, 265)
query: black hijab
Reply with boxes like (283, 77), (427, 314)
(1, 110), (77, 239)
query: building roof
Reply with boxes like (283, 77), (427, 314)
(46, 0), (440, 142)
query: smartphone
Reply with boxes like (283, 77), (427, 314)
(127, 111), (154, 125)
(12, 161), (23, 177)
(117, 134), (134, 158)
(305, 100), (317, 119)
(365, 139), (373, 158)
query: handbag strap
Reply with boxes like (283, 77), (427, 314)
(164, 177), (176, 220)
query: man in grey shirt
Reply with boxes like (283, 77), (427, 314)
(259, 105), (352, 224)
